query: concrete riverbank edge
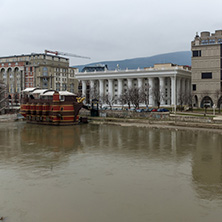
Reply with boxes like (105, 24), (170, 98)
(0, 114), (18, 122)
(87, 115), (222, 134)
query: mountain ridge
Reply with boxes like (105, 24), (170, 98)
(74, 51), (191, 71)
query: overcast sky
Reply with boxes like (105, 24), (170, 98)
(0, 0), (222, 65)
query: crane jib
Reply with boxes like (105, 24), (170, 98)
(44, 49), (90, 59)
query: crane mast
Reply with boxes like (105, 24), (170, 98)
(44, 50), (90, 59)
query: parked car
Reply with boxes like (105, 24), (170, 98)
(144, 108), (150, 112)
(136, 109), (144, 113)
(151, 108), (158, 112)
(157, 108), (169, 112)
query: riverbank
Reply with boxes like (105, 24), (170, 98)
(87, 114), (222, 134)
(0, 114), (18, 122)
(1, 111), (222, 134)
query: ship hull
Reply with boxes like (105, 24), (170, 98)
(20, 89), (84, 126)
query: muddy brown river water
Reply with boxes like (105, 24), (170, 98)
(0, 122), (222, 222)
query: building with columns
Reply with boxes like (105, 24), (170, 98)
(75, 63), (191, 107)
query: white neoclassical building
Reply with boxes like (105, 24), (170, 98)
(75, 63), (191, 107)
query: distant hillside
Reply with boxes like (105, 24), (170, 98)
(74, 51), (191, 71)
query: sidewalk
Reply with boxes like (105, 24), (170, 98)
(213, 116), (222, 120)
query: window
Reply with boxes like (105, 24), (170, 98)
(193, 50), (201, 57)
(209, 39), (215, 44)
(70, 84), (74, 93)
(202, 72), (212, 79)
(62, 83), (66, 90)
(192, 84), (196, 91)
(56, 83), (60, 91)
(201, 40), (208, 45)
(60, 95), (65, 101)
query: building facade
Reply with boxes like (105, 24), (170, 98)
(76, 63), (191, 107)
(82, 64), (108, 72)
(0, 54), (79, 103)
(191, 30), (222, 108)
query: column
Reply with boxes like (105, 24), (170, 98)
(90, 80), (95, 101)
(171, 76), (176, 106)
(138, 78), (143, 89)
(90, 80), (94, 89)
(99, 79), (104, 99)
(108, 79), (113, 99)
(128, 78), (133, 89)
(117, 79), (123, 104)
(167, 78), (171, 105)
(148, 77), (154, 106)
(176, 77), (181, 105)
(181, 78), (185, 96)
(20, 70), (24, 91)
(138, 78), (143, 107)
(82, 80), (87, 97)
(184, 79), (187, 96)
(159, 77), (165, 106)
(187, 79), (191, 95)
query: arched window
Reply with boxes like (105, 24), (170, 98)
(217, 96), (222, 108)
(201, 96), (213, 108)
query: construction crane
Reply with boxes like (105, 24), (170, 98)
(44, 50), (90, 59)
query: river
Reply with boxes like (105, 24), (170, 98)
(0, 122), (222, 222)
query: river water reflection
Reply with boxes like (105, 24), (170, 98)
(0, 122), (222, 222)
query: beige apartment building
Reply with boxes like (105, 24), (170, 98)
(0, 53), (79, 104)
(191, 30), (222, 108)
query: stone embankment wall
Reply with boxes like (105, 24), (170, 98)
(79, 109), (222, 124)
(0, 114), (17, 122)
(80, 109), (169, 119)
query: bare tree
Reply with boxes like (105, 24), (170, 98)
(104, 93), (115, 110)
(140, 84), (150, 108)
(90, 85), (99, 101)
(119, 90), (131, 109)
(177, 90), (186, 111)
(185, 93), (194, 111)
(99, 94), (108, 109)
(128, 87), (141, 109)
(118, 94), (127, 109)
(151, 85), (165, 108)
(119, 86), (142, 109)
